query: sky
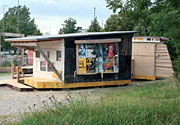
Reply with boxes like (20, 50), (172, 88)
(0, 0), (113, 35)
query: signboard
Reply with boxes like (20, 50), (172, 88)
(78, 58), (86, 74)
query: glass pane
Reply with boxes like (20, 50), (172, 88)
(40, 61), (46, 71)
(48, 62), (54, 72)
(57, 51), (61, 61)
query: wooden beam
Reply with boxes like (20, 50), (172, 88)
(14, 48), (20, 63)
(11, 42), (37, 47)
(75, 38), (121, 44)
(36, 43), (62, 81)
(0, 32), (24, 37)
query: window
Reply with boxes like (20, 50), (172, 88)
(77, 42), (119, 75)
(36, 51), (40, 58)
(57, 51), (61, 61)
(40, 61), (46, 71)
(48, 62), (54, 72)
(45, 51), (49, 58)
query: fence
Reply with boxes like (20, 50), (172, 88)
(1, 55), (28, 66)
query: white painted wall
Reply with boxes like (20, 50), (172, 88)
(33, 39), (65, 81)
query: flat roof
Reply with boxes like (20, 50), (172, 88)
(5, 31), (137, 42)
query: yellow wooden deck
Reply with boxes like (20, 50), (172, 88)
(24, 77), (131, 89)
(133, 75), (156, 80)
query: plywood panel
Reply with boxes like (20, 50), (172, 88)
(155, 43), (174, 77)
(156, 54), (171, 60)
(156, 44), (167, 48)
(156, 69), (173, 77)
(155, 63), (172, 68)
(133, 56), (155, 76)
(132, 43), (155, 56)
(156, 59), (172, 63)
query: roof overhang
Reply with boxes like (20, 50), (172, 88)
(5, 31), (137, 50)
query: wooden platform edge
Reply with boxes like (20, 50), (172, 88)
(133, 75), (156, 80)
(24, 77), (131, 89)
(0, 82), (33, 92)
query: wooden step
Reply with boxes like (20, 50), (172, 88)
(0, 79), (33, 91)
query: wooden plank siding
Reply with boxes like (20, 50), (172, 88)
(155, 43), (173, 77)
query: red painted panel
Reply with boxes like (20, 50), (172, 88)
(28, 50), (33, 65)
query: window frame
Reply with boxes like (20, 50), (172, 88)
(76, 41), (120, 75)
(35, 51), (40, 58)
(40, 61), (46, 71)
(56, 50), (62, 61)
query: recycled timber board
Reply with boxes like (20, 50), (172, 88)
(133, 75), (156, 80)
(133, 56), (155, 76)
(24, 77), (131, 89)
(0, 79), (33, 91)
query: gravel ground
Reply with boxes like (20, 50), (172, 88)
(0, 75), (108, 124)
(0, 75), (159, 124)
(0, 86), (102, 124)
(0, 75), (11, 80)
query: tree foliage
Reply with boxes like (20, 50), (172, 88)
(88, 17), (102, 32)
(0, 5), (42, 51)
(104, 13), (134, 31)
(105, 0), (180, 77)
(58, 17), (79, 34)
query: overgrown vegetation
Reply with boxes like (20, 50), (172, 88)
(105, 0), (180, 77)
(1, 61), (11, 67)
(16, 78), (180, 125)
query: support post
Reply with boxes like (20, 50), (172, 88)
(11, 60), (15, 79)
(36, 43), (62, 81)
(17, 66), (20, 82)
(0, 35), (1, 67)
(21, 48), (24, 65)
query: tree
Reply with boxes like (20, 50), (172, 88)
(105, 0), (180, 77)
(88, 17), (102, 32)
(104, 13), (134, 31)
(0, 5), (42, 51)
(106, 0), (152, 35)
(59, 18), (79, 34)
(148, 7), (180, 77)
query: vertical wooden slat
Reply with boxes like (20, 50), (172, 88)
(11, 60), (15, 79)
(76, 44), (79, 74)
(17, 66), (20, 82)
(21, 48), (24, 65)
(0, 35), (1, 67)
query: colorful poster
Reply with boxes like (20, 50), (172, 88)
(86, 44), (96, 58)
(79, 44), (86, 58)
(103, 43), (114, 72)
(86, 58), (96, 73)
(78, 58), (86, 74)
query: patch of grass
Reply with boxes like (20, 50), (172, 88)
(1, 61), (11, 67)
(17, 78), (180, 125)
(0, 72), (10, 76)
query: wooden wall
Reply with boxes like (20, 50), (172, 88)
(155, 44), (174, 77)
(132, 42), (173, 80)
(64, 34), (134, 83)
